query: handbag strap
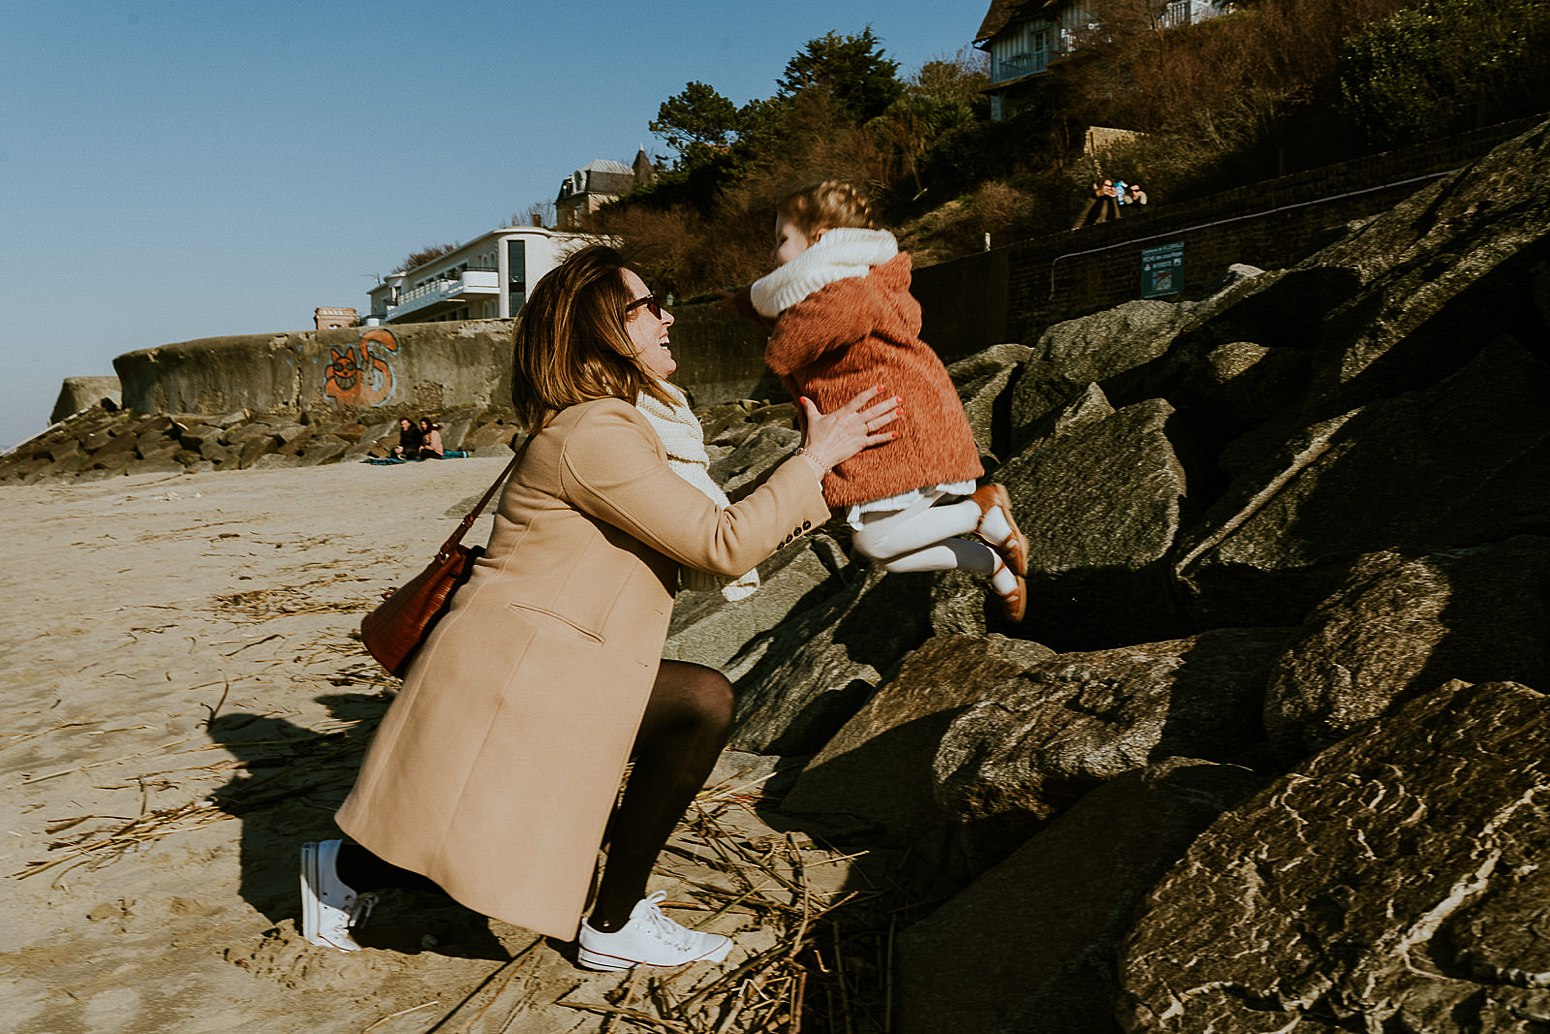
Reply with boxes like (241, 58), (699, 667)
(434, 433), (536, 561)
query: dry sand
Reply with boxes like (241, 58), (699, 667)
(1, 458), (873, 1034)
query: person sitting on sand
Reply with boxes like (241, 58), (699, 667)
(415, 418), (443, 460)
(391, 417), (422, 459)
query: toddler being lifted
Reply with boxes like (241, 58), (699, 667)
(742, 180), (1028, 620)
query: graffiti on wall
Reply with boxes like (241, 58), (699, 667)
(324, 328), (399, 407)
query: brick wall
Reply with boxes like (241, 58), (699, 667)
(915, 116), (1544, 355)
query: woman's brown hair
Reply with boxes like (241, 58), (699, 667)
(776, 180), (877, 238)
(510, 244), (675, 431)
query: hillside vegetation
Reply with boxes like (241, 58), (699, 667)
(596, 0), (1550, 298)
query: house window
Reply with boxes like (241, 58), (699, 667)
(993, 21), (1053, 81)
(507, 240), (528, 316)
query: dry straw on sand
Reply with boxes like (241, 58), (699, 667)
(2, 460), (922, 1033)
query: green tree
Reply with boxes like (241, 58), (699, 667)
(776, 27), (903, 123)
(650, 81), (741, 157)
(873, 51), (991, 192)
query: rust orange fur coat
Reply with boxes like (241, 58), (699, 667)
(763, 251), (983, 508)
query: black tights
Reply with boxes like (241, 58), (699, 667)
(588, 659), (734, 930)
(333, 659), (735, 932)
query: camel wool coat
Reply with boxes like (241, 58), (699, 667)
(336, 397), (830, 940)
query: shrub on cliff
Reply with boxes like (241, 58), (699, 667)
(1338, 0), (1550, 146)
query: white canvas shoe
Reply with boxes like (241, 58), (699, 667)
(577, 891), (733, 971)
(300, 840), (377, 953)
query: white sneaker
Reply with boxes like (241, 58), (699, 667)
(300, 840), (378, 953)
(577, 891), (732, 971)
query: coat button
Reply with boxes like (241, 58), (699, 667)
(802, 520), (812, 530)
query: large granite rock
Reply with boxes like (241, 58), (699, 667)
(1118, 679), (1550, 1032)
(1308, 118), (1550, 414)
(999, 397), (1191, 648)
(1175, 335), (1550, 628)
(664, 531), (851, 678)
(1011, 300), (1188, 442)
(780, 635), (1056, 859)
(947, 343), (1033, 464)
(933, 627), (1294, 868)
(1265, 536), (1550, 757)
(896, 758), (1265, 1034)
(729, 565), (937, 756)
(711, 423), (802, 501)
(1010, 266), (1302, 450)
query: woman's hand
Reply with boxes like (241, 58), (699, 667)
(795, 387), (900, 477)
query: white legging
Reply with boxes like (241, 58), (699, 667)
(851, 496), (999, 575)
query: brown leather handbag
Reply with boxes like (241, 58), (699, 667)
(361, 439), (529, 677)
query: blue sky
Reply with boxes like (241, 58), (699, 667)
(0, 1), (983, 451)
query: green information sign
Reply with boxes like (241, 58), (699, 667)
(1141, 242), (1185, 298)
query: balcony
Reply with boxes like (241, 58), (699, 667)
(1160, 0), (1222, 29)
(993, 49), (1048, 83)
(387, 268), (499, 320)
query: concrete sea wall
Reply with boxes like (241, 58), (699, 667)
(112, 305), (783, 423)
(114, 322), (517, 419)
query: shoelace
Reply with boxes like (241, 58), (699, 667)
(638, 892), (697, 950)
(347, 891), (379, 930)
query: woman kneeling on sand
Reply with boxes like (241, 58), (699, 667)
(301, 245), (898, 970)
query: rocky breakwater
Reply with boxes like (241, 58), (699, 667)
(0, 403), (537, 482)
(6, 118), (1548, 1030)
(665, 118), (1550, 1031)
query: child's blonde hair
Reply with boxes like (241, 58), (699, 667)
(776, 180), (877, 237)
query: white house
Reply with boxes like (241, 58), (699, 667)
(367, 226), (595, 325)
(555, 149), (657, 230)
(976, 0), (1227, 120)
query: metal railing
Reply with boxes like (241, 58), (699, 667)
(388, 269), (499, 319)
(994, 50), (1047, 82)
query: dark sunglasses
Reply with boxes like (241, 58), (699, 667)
(625, 293), (664, 319)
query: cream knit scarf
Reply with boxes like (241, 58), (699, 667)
(635, 382), (761, 601)
(749, 228), (899, 318)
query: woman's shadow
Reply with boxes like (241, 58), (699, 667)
(206, 693), (510, 960)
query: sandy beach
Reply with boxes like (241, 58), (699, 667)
(1, 458), (860, 1033)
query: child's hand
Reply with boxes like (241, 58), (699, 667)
(720, 287), (775, 328)
(795, 387), (900, 476)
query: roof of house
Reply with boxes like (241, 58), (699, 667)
(976, 0), (1057, 44)
(557, 159), (642, 202)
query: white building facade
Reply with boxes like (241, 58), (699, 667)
(367, 227), (595, 325)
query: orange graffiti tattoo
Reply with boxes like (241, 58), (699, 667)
(324, 328), (399, 407)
